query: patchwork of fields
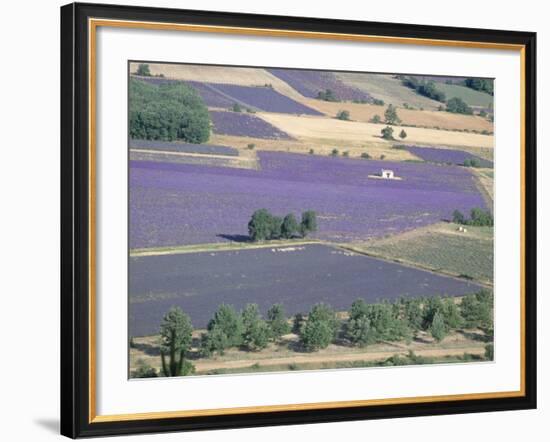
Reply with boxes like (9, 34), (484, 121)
(128, 63), (494, 374)
(129, 243), (482, 336)
(130, 152), (486, 248)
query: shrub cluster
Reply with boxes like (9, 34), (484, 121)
(317, 89), (339, 102)
(129, 77), (210, 143)
(463, 158), (481, 167)
(247, 209), (317, 241)
(452, 208), (494, 227)
(401, 76), (446, 102)
(463, 78), (494, 95)
(446, 97), (474, 115)
(336, 110), (351, 121)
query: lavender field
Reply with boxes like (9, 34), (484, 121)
(404, 145), (493, 168)
(268, 68), (373, 102)
(210, 111), (293, 139)
(130, 151), (486, 249)
(202, 83), (322, 115)
(129, 244), (482, 335)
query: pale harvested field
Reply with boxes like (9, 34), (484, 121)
(258, 113), (494, 149)
(209, 133), (416, 161)
(305, 99), (493, 132)
(129, 63), (308, 101)
(130, 329), (487, 375)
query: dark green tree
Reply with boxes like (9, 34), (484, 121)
(281, 214), (299, 239)
(159, 307), (194, 377)
(442, 298), (464, 329)
(336, 110), (350, 120)
(248, 209), (274, 241)
(267, 304), (291, 339)
(136, 63), (151, 76)
(452, 209), (465, 224)
(202, 304), (244, 355)
(381, 126), (395, 140)
(241, 304), (270, 351)
(200, 325), (229, 357)
(269, 215), (283, 240)
(403, 297), (424, 332)
(446, 97), (473, 115)
(346, 315), (375, 347)
(370, 114), (382, 124)
(300, 210), (318, 237)
(317, 89), (338, 102)
(430, 311), (447, 342)
(231, 103), (243, 112)
(399, 129), (407, 140)
(469, 208), (494, 227)
(384, 104), (401, 125)
(300, 303), (339, 351)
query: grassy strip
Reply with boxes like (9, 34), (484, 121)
(130, 239), (322, 257)
(198, 352), (487, 375)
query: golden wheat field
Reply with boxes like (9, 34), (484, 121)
(257, 113), (494, 149)
(305, 100), (493, 132)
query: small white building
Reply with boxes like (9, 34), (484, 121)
(381, 169), (394, 179)
(368, 168), (402, 181)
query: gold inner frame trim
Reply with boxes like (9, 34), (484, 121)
(88, 17), (527, 424)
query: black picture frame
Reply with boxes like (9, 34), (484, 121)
(61, 2), (537, 438)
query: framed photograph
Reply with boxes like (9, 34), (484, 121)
(60, 2), (537, 438)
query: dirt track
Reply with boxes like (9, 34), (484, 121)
(194, 346), (485, 372)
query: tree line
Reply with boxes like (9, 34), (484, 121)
(248, 209), (317, 241)
(452, 208), (494, 227)
(132, 290), (493, 378)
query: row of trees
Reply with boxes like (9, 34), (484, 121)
(300, 290), (493, 351)
(463, 78), (494, 95)
(129, 77), (211, 143)
(452, 208), (494, 227)
(248, 209), (317, 241)
(134, 290), (493, 377)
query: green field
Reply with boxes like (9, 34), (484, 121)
(353, 223), (493, 284)
(336, 72), (442, 110)
(435, 83), (493, 108)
